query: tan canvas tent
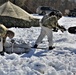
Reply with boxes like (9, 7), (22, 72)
(0, 1), (39, 28)
(0, 1), (39, 21)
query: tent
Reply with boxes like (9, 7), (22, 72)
(0, 1), (39, 28)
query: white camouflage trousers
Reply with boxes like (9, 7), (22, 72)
(35, 25), (53, 47)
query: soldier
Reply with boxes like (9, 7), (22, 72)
(0, 24), (15, 55)
(33, 11), (66, 50)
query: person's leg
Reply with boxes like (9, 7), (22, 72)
(33, 27), (46, 48)
(0, 47), (4, 56)
(3, 46), (5, 52)
(45, 27), (54, 49)
(0, 38), (4, 56)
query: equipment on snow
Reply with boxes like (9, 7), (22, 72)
(68, 26), (76, 34)
(4, 39), (30, 54)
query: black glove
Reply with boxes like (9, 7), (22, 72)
(61, 26), (66, 31)
(60, 26), (66, 32)
(58, 25), (66, 32)
(52, 27), (58, 32)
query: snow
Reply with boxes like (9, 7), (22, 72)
(0, 16), (76, 75)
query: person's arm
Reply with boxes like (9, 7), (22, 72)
(52, 16), (66, 32)
(57, 24), (66, 32)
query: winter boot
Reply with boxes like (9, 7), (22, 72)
(3, 46), (5, 52)
(49, 46), (55, 50)
(32, 44), (38, 48)
(0, 51), (4, 56)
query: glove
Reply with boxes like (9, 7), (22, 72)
(52, 27), (58, 32)
(59, 26), (66, 32)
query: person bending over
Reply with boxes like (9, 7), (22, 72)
(33, 11), (66, 50)
(0, 24), (15, 55)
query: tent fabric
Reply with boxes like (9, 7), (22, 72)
(0, 1), (38, 21)
(0, 16), (39, 28)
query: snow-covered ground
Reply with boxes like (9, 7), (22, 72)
(0, 16), (76, 75)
